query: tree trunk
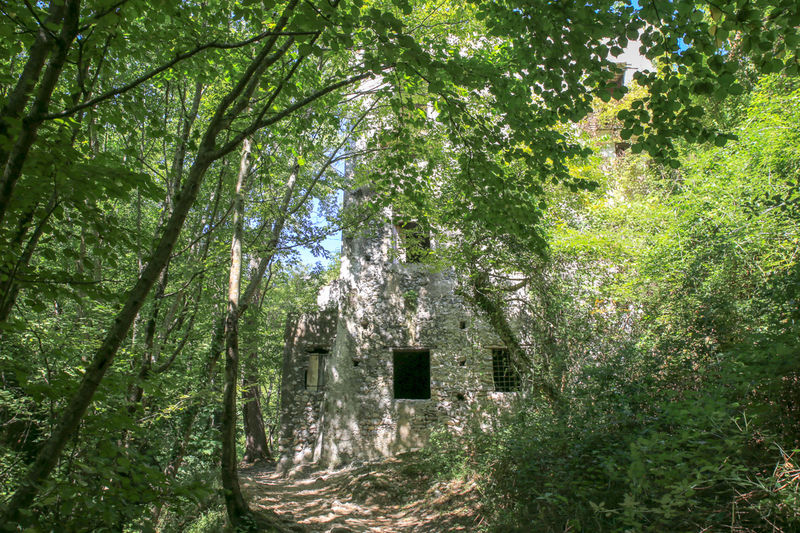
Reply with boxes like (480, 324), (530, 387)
(0, 0), (66, 169)
(221, 138), (252, 527)
(0, 0), (81, 228)
(0, 8), (299, 521)
(240, 267), (270, 464)
(127, 265), (170, 412)
(242, 351), (271, 463)
(263, 374), (278, 456)
(0, 194), (58, 322)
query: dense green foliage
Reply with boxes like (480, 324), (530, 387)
(0, 259), (325, 530)
(424, 76), (800, 531)
(2, 0), (799, 530)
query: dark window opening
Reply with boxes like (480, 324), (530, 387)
(492, 348), (520, 392)
(393, 349), (431, 399)
(305, 348), (328, 391)
(395, 221), (430, 263)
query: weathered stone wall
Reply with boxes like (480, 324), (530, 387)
(277, 309), (337, 472)
(277, 196), (532, 474)
(276, 47), (655, 474)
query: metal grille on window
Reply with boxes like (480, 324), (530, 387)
(492, 348), (520, 392)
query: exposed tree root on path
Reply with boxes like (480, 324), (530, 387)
(240, 454), (482, 532)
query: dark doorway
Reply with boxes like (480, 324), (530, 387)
(393, 349), (431, 399)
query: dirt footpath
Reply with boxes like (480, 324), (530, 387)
(239, 456), (483, 532)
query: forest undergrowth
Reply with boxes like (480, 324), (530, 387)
(2, 0), (800, 529)
(421, 75), (800, 532)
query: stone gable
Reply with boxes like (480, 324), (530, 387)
(277, 194), (530, 474)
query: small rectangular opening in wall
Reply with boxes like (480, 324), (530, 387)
(394, 221), (430, 263)
(305, 348), (328, 391)
(393, 349), (430, 399)
(491, 348), (520, 392)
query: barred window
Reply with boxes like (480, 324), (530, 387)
(492, 348), (520, 392)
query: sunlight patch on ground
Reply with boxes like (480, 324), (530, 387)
(239, 456), (481, 533)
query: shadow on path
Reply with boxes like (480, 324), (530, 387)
(239, 456), (481, 533)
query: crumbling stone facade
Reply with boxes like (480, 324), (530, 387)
(277, 43), (654, 474)
(277, 192), (533, 474)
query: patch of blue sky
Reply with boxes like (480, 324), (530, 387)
(297, 192), (343, 267)
(627, 0), (690, 53)
(295, 149), (348, 266)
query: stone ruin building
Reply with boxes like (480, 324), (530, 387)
(277, 44), (653, 474)
(276, 191), (534, 474)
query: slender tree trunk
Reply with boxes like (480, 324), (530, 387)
(0, 193), (58, 322)
(0, 0), (81, 229)
(264, 374), (278, 454)
(128, 266), (169, 411)
(241, 274), (270, 463)
(151, 393), (201, 526)
(170, 81), (204, 191)
(242, 350), (270, 463)
(221, 138), (252, 526)
(0, 5), (300, 521)
(0, 0), (66, 167)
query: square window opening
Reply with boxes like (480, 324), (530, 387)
(492, 348), (520, 392)
(393, 349), (431, 399)
(394, 221), (430, 263)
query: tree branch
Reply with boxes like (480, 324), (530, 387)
(41, 29), (315, 121)
(215, 71), (372, 159)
